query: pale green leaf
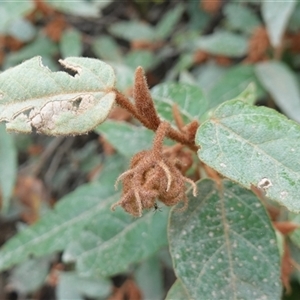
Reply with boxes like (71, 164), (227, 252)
(168, 179), (281, 299)
(0, 124), (17, 213)
(224, 3), (261, 35)
(94, 153), (127, 184)
(92, 35), (123, 63)
(0, 1), (34, 34)
(124, 50), (158, 71)
(233, 83), (257, 106)
(155, 4), (184, 39)
(166, 53), (194, 80)
(0, 56), (116, 135)
(196, 99), (300, 212)
(151, 82), (208, 124)
(45, 0), (103, 17)
(0, 181), (116, 271)
(3, 34), (58, 69)
(8, 18), (36, 42)
(208, 64), (263, 109)
(255, 61), (300, 123)
(288, 3), (300, 32)
(9, 256), (51, 293)
(56, 272), (112, 300)
(60, 28), (83, 58)
(95, 120), (155, 157)
(262, 1), (296, 47)
(109, 21), (155, 42)
(135, 255), (164, 300)
(74, 207), (169, 277)
(165, 280), (189, 300)
(288, 213), (300, 249)
(110, 62), (135, 92)
(194, 61), (228, 95)
(196, 31), (248, 57)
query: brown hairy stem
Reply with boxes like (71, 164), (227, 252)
(114, 89), (198, 151)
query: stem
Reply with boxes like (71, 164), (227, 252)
(114, 89), (198, 151)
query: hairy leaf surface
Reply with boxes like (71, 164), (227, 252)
(208, 64), (264, 110)
(168, 179), (281, 299)
(0, 56), (115, 135)
(165, 280), (189, 300)
(0, 182), (115, 271)
(96, 120), (155, 157)
(72, 208), (169, 277)
(196, 100), (300, 212)
(151, 82), (208, 124)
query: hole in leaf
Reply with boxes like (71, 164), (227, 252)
(72, 97), (82, 109)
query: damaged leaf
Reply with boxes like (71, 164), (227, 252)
(196, 99), (300, 212)
(0, 56), (116, 135)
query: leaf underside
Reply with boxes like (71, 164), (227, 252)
(196, 99), (300, 212)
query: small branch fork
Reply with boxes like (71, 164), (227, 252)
(113, 67), (199, 151)
(110, 67), (199, 217)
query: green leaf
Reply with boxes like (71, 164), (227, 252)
(288, 213), (300, 249)
(8, 18), (36, 42)
(9, 256), (51, 293)
(155, 4), (184, 39)
(0, 1), (34, 34)
(168, 179), (281, 299)
(151, 82), (208, 124)
(3, 34), (58, 69)
(228, 83), (257, 107)
(56, 272), (112, 300)
(110, 62), (135, 92)
(196, 99), (300, 212)
(208, 64), (263, 109)
(255, 61), (300, 123)
(94, 153), (127, 184)
(92, 35), (123, 63)
(45, 0), (106, 17)
(194, 61), (228, 95)
(0, 124), (17, 213)
(224, 4), (261, 35)
(60, 28), (83, 58)
(0, 56), (116, 135)
(262, 1), (296, 47)
(0, 181), (116, 271)
(95, 120), (155, 157)
(134, 255), (164, 300)
(74, 207), (169, 277)
(109, 21), (155, 42)
(124, 50), (158, 71)
(288, 3), (300, 32)
(196, 31), (248, 57)
(165, 280), (189, 300)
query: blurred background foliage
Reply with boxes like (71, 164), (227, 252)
(1, 0), (300, 299)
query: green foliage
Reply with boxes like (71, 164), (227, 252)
(0, 57), (116, 135)
(1, 1), (300, 299)
(169, 179), (281, 299)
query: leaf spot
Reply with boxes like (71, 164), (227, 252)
(280, 190), (288, 199)
(257, 177), (273, 190)
(220, 162), (227, 168)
